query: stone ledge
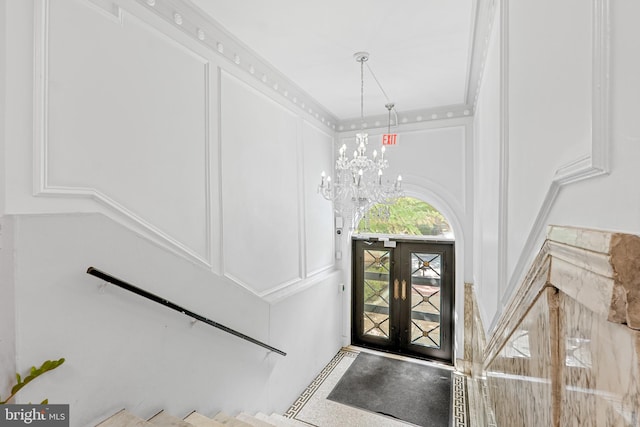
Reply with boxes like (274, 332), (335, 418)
(484, 225), (640, 366)
(609, 233), (640, 329)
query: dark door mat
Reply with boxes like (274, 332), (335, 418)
(327, 352), (452, 427)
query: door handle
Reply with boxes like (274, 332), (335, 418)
(394, 279), (399, 300)
(401, 280), (407, 300)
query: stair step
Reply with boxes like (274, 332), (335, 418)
(235, 413), (275, 427)
(96, 409), (155, 426)
(253, 414), (273, 424)
(148, 410), (194, 427)
(212, 412), (252, 427)
(183, 412), (225, 427)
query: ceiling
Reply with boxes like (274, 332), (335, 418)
(188, 0), (477, 125)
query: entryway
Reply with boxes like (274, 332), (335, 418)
(284, 347), (469, 426)
(351, 238), (454, 363)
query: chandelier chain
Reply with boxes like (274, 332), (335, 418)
(360, 58), (365, 125)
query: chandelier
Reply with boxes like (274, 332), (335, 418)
(318, 52), (404, 228)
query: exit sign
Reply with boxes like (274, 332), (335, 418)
(382, 134), (398, 146)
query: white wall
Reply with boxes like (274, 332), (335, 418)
(2, 0), (340, 423)
(0, 0), (5, 217)
(473, 0), (640, 332)
(221, 71), (303, 294)
(10, 213), (343, 423)
(472, 4), (501, 326)
(13, 213), (271, 422)
(219, 71), (335, 298)
(506, 0), (593, 279)
(548, 0), (640, 232)
(337, 118), (474, 362)
(0, 0), (16, 401)
(0, 217), (16, 401)
(268, 272), (342, 411)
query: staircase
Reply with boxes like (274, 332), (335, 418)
(96, 409), (310, 427)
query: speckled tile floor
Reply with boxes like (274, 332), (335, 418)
(284, 347), (469, 427)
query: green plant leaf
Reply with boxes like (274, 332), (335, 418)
(41, 399), (48, 404)
(7, 358), (65, 400)
(15, 373), (21, 384)
(11, 381), (27, 396)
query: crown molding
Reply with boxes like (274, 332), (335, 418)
(468, 0), (500, 109)
(337, 0), (494, 131)
(139, 0), (491, 131)
(337, 104), (473, 132)
(135, 0), (339, 131)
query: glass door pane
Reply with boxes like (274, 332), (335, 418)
(352, 240), (396, 351)
(362, 249), (392, 338)
(409, 252), (442, 348)
(398, 242), (454, 363)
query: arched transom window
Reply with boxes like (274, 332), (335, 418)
(356, 197), (453, 238)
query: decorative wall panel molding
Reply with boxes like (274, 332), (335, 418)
(493, 0), (611, 329)
(135, 0), (338, 131)
(497, 0), (509, 310)
(302, 120), (335, 278)
(33, 0), (213, 267)
(220, 71), (304, 296)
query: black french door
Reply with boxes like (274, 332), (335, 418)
(352, 239), (454, 363)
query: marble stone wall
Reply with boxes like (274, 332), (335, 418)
(560, 292), (640, 426)
(467, 226), (640, 427)
(466, 283), (495, 427)
(486, 288), (556, 427)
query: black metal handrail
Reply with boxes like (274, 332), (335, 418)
(86, 267), (286, 356)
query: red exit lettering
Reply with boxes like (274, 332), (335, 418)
(382, 134), (398, 146)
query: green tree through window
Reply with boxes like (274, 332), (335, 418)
(357, 197), (452, 237)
